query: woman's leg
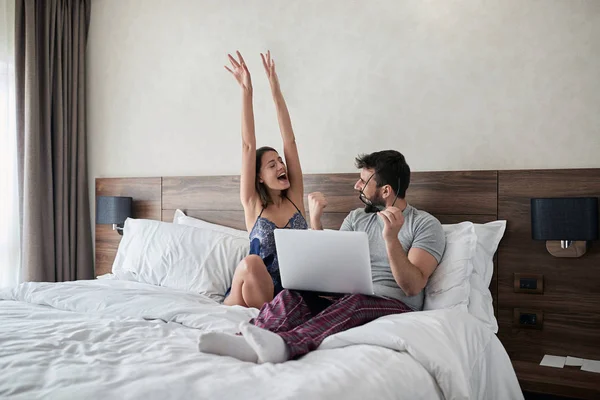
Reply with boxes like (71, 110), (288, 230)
(224, 255), (274, 309)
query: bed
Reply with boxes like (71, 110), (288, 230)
(0, 171), (524, 399)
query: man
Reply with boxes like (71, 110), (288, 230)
(198, 150), (446, 363)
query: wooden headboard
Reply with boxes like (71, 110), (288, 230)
(96, 168), (600, 397)
(96, 171), (499, 275)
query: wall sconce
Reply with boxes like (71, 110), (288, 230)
(96, 196), (132, 235)
(531, 197), (598, 258)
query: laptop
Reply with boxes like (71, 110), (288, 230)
(274, 229), (374, 295)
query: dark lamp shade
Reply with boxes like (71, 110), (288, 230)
(96, 196), (132, 225)
(531, 197), (599, 241)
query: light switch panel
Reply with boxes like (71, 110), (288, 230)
(514, 273), (544, 294)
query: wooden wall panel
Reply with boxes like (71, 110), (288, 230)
(163, 176), (241, 211)
(161, 171), (499, 238)
(498, 169), (600, 397)
(95, 178), (162, 276)
(303, 171), (498, 218)
(406, 171), (498, 215)
(98, 171), (498, 284)
(162, 171), (498, 221)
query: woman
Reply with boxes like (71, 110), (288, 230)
(223, 51), (308, 309)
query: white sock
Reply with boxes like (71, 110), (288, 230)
(239, 322), (290, 364)
(198, 331), (258, 363)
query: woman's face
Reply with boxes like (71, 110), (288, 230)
(258, 151), (290, 191)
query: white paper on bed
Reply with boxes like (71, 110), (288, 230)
(1, 280), (523, 400)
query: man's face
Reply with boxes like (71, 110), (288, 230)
(355, 169), (386, 213)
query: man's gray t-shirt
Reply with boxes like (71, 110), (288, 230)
(340, 205), (446, 311)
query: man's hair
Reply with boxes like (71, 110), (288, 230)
(355, 150), (411, 198)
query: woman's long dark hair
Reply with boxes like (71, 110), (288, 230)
(255, 146), (287, 208)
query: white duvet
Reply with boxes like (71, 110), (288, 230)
(0, 279), (523, 400)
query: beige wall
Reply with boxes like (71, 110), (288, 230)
(88, 0), (600, 183)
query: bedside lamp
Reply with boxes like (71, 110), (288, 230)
(531, 197), (599, 258)
(96, 196), (132, 235)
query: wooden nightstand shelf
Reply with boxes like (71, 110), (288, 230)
(512, 360), (600, 399)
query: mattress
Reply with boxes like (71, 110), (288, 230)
(0, 278), (523, 400)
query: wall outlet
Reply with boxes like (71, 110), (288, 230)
(519, 313), (537, 325)
(514, 308), (544, 329)
(520, 278), (537, 290)
(514, 273), (544, 294)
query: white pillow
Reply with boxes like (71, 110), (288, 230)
(423, 222), (477, 312)
(468, 221), (507, 333)
(112, 218), (249, 302)
(172, 209), (248, 239)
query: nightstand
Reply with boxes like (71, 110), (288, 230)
(513, 360), (600, 399)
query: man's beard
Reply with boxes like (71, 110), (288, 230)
(364, 190), (386, 214)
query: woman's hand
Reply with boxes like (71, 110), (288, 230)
(261, 50), (280, 92)
(225, 51), (252, 93)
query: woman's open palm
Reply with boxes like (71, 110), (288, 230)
(261, 50), (279, 90)
(225, 51), (252, 92)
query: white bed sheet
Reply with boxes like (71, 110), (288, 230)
(0, 279), (523, 400)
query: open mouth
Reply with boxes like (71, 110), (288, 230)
(277, 173), (288, 182)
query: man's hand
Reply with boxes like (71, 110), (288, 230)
(308, 192), (328, 230)
(378, 206), (405, 242)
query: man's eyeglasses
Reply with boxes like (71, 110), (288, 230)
(358, 173), (401, 212)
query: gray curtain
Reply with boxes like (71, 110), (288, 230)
(15, 0), (93, 282)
